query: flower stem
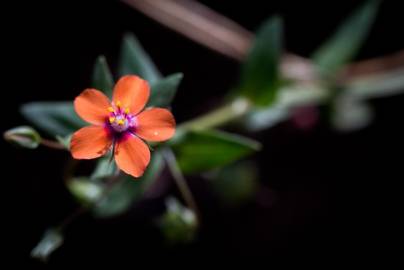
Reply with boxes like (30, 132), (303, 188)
(57, 206), (87, 232)
(163, 148), (201, 224)
(179, 97), (251, 130)
(41, 139), (65, 150)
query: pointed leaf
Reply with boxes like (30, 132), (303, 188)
(92, 55), (114, 97)
(118, 33), (161, 82)
(239, 16), (283, 106)
(149, 73), (183, 107)
(171, 129), (261, 174)
(20, 102), (85, 136)
(312, 0), (380, 76)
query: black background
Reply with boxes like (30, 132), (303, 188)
(2, 0), (403, 267)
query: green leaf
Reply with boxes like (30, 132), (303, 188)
(118, 33), (161, 82)
(149, 73), (183, 107)
(171, 129), (261, 174)
(158, 197), (197, 244)
(208, 161), (258, 206)
(4, 126), (41, 149)
(312, 0), (380, 76)
(31, 229), (63, 262)
(92, 55), (114, 97)
(66, 177), (104, 205)
(93, 151), (164, 218)
(239, 16), (283, 106)
(20, 102), (85, 137)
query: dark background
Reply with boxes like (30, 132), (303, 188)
(3, 0), (403, 267)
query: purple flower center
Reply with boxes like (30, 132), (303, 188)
(106, 101), (137, 134)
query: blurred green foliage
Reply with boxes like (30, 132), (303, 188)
(208, 160), (258, 205)
(158, 197), (197, 244)
(31, 229), (63, 262)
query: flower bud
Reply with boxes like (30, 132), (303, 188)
(4, 126), (41, 149)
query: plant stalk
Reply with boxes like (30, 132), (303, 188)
(179, 97), (252, 130)
(163, 148), (201, 225)
(41, 139), (65, 150)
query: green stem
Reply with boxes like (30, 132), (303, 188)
(179, 97), (252, 130)
(163, 148), (201, 225)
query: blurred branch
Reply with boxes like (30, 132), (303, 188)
(121, 0), (252, 61)
(122, 0), (404, 83)
(340, 50), (404, 82)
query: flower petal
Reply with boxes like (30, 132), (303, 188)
(135, 108), (176, 142)
(70, 126), (112, 159)
(112, 75), (150, 115)
(74, 89), (111, 125)
(114, 134), (151, 178)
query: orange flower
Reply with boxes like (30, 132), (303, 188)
(70, 75), (176, 178)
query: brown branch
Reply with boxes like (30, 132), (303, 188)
(122, 0), (404, 82)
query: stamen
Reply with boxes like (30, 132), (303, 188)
(108, 101), (132, 133)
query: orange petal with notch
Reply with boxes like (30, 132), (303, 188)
(114, 134), (150, 178)
(112, 75), (150, 115)
(74, 89), (111, 125)
(135, 108), (176, 142)
(70, 126), (112, 159)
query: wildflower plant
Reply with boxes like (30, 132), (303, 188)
(4, 0), (404, 262)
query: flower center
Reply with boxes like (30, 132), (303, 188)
(107, 101), (136, 133)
